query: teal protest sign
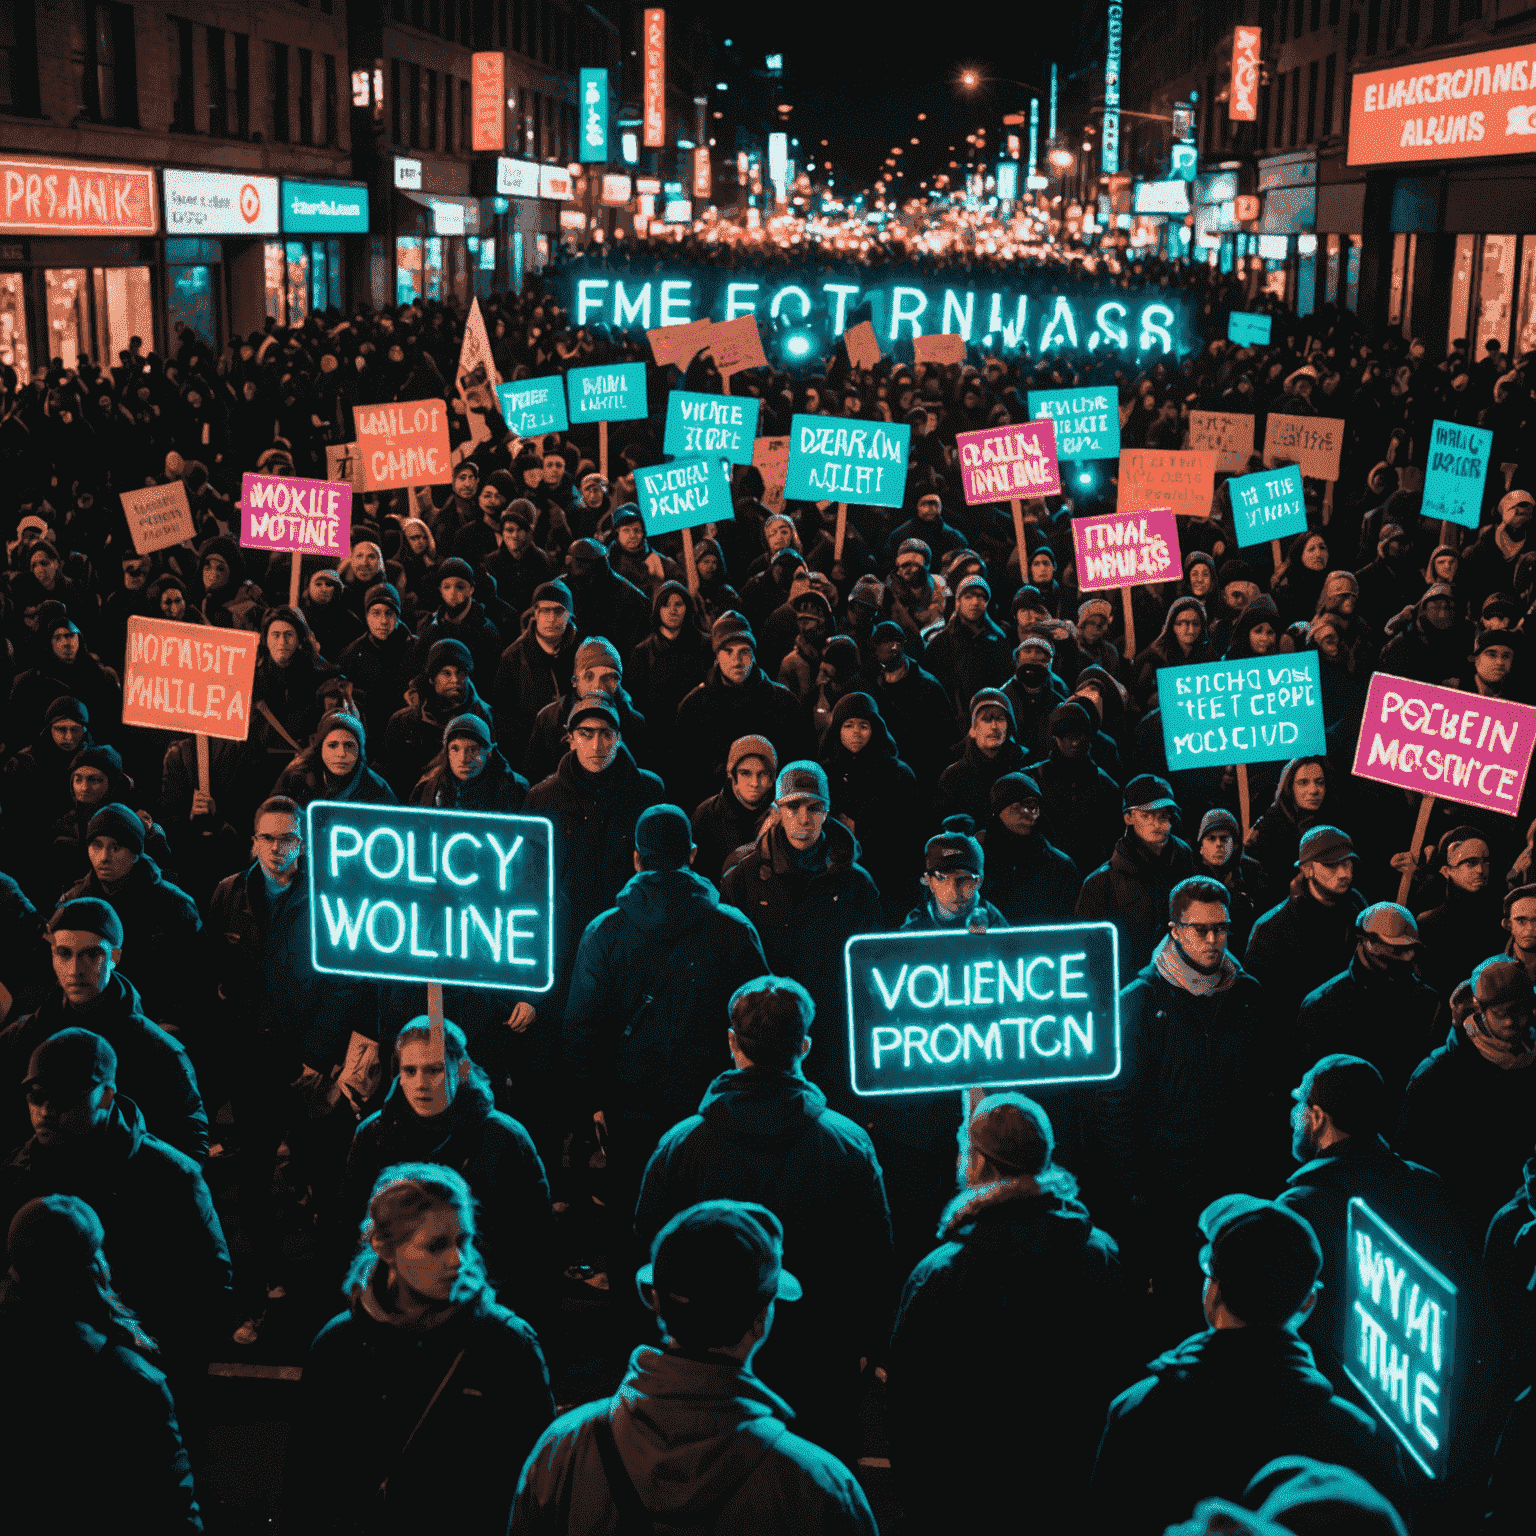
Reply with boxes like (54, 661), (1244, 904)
(663, 390), (761, 464)
(1227, 311), (1272, 346)
(636, 455), (734, 535)
(1027, 387), (1120, 460)
(1421, 419), (1493, 531)
(1229, 463), (1308, 548)
(783, 415), (910, 506)
(1159, 653), (1326, 768)
(306, 801), (555, 992)
(497, 378), (568, 437)
(566, 362), (648, 422)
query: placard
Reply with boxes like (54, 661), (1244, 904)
(325, 443), (366, 491)
(1118, 448), (1219, 519)
(566, 362), (648, 422)
(784, 415), (910, 508)
(913, 333), (965, 366)
(648, 318), (712, 370)
(1351, 673), (1536, 814)
(1264, 413), (1344, 481)
(497, 378), (569, 437)
(1421, 419), (1493, 531)
(753, 435), (790, 515)
(1073, 508), (1180, 591)
(1229, 463), (1308, 548)
(955, 421), (1061, 503)
(355, 398), (453, 490)
(240, 473), (350, 560)
(1227, 310), (1272, 345)
(1188, 409), (1255, 474)
(307, 801), (554, 993)
(844, 924), (1122, 1096)
(1158, 654), (1326, 769)
(1028, 386), (1120, 459)
(471, 51), (505, 152)
(664, 390), (761, 464)
(636, 455), (734, 536)
(843, 320), (881, 370)
(121, 615), (257, 742)
(120, 481), (195, 555)
(710, 314), (768, 374)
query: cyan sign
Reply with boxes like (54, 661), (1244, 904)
(636, 455), (734, 535)
(1421, 419), (1492, 531)
(566, 363), (648, 422)
(784, 415), (910, 507)
(663, 390), (760, 464)
(845, 924), (1121, 1097)
(306, 801), (554, 993)
(1228, 310), (1273, 346)
(1027, 387), (1121, 460)
(281, 179), (370, 234)
(497, 378), (569, 437)
(579, 68), (609, 163)
(1230, 463), (1308, 548)
(1159, 654), (1326, 769)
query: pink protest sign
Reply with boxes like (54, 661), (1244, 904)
(956, 421), (1061, 505)
(240, 474), (352, 560)
(1072, 508), (1180, 592)
(1352, 672), (1536, 814)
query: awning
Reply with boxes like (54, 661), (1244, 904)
(398, 190), (481, 235)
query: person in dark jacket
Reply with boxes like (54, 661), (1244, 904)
(1416, 827), (1503, 1000)
(1378, 582), (1469, 687)
(522, 635), (649, 784)
(1458, 488), (1534, 619)
(1023, 700), (1125, 876)
(491, 579), (580, 760)
(271, 709), (398, 808)
(336, 583), (417, 740)
(901, 816), (1008, 931)
(407, 710), (529, 812)
(867, 618), (957, 798)
(1244, 755), (1341, 900)
(7, 601), (122, 749)
(2, 696), (97, 850)
(1486, 1147), (1536, 1389)
(888, 1095), (1122, 1525)
(934, 687), (1028, 827)
(626, 581), (713, 741)
(1132, 594), (1216, 708)
(249, 606), (337, 782)
(379, 638), (495, 799)
(482, 501), (555, 621)
(1191, 808), (1267, 956)
(287, 1163), (554, 1536)
(48, 743), (174, 897)
(922, 573), (1012, 719)
(1090, 1193), (1403, 1536)
(1000, 633), (1071, 759)
(981, 770), (1082, 922)
(563, 536), (651, 657)
(409, 556), (505, 685)
(691, 735), (777, 888)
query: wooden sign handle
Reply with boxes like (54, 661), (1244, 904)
(289, 549), (303, 608)
(1398, 794), (1435, 907)
(1121, 585), (1137, 663)
(195, 732), (210, 797)
(599, 420), (609, 484)
(1237, 762), (1251, 840)
(426, 980), (445, 1061)
(1009, 498), (1028, 586)
(681, 526), (700, 599)
(1439, 519), (1452, 549)
(1271, 538), (1283, 573)
(833, 503), (848, 563)
(1321, 479), (1334, 527)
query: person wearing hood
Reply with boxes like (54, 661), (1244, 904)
(922, 573), (1012, 721)
(337, 583), (417, 740)
(146, 572), (206, 626)
(1379, 580), (1468, 686)
(884, 490), (966, 570)
(1001, 633), (1071, 757)
(522, 635), (649, 784)
(607, 504), (682, 598)
(1069, 662), (1131, 777)
(1205, 560), (1264, 659)
(441, 467), (518, 568)
(563, 535), (651, 658)
(982, 770), (1081, 921)
(481, 500), (554, 620)
(380, 637), (494, 799)
(49, 743), (173, 896)
(410, 556), (504, 684)
(1270, 532), (1331, 626)
(867, 618), (956, 799)
(776, 587), (834, 705)
(513, 1198), (877, 1535)
(297, 569), (362, 664)
(1133, 595), (1215, 707)
(889, 1094), (1122, 1525)
(1191, 808), (1267, 955)
(934, 688), (1029, 828)
(1018, 698), (1123, 876)
(626, 580), (712, 745)
(1024, 544), (1069, 618)
(1311, 568), (1380, 680)
(1461, 488), (1536, 618)
(492, 579), (580, 758)
(900, 816), (1008, 930)
(8, 603), (121, 749)
(272, 709), (396, 808)
(1223, 593), (1283, 661)
(1246, 757), (1340, 897)
(3, 695), (95, 830)
(1181, 549), (1218, 605)
(287, 1164), (554, 1536)
(1416, 829), (1503, 1000)
(251, 605), (337, 779)
(1075, 596), (1127, 685)
(409, 711), (528, 812)
(739, 543), (807, 634)
(1358, 521), (1431, 634)
(197, 534), (263, 628)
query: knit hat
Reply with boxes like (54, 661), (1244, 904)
(316, 709), (367, 754)
(364, 581), (401, 615)
(568, 537), (608, 567)
(612, 504), (644, 529)
(86, 802), (145, 857)
(1016, 635), (1055, 665)
(1474, 626), (1521, 657)
(575, 636), (622, 674)
(791, 589), (833, 622)
(966, 1092), (1054, 1176)
(896, 538), (931, 565)
(848, 576), (884, 611)
(1199, 808), (1241, 841)
(21, 1030), (117, 1100)
(436, 557), (475, 587)
(926, 815), (984, 876)
(871, 620), (906, 646)
(1217, 558), (1259, 590)
(1012, 585), (1050, 616)
(990, 772), (1041, 815)
(69, 744), (123, 781)
(970, 688), (1015, 731)
(1048, 701), (1094, 740)
(443, 713), (492, 749)
(956, 573), (992, 602)
(775, 760), (830, 806)
(566, 694), (620, 730)
(503, 498), (536, 530)
(531, 580), (572, 612)
(1078, 597), (1114, 625)
(425, 638), (474, 676)
(728, 735), (778, 778)
(635, 804), (694, 869)
(486, 468), (519, 503)
(711, 612), (757, 654)
(48, 897), (124, 948)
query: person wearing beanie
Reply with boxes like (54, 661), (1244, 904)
(1460, 485), (1535, 618)
(884, 491), (965, 570)
(777, 587), (836, 705)
(1185, 807), (1265, 951)
(491, 579), (580, 760)
(1001, 629), (1070, 758)
(300, 566), (365, 663)
(934, 686), (1029, 829)
(868, 617), (958, 801)
(608, 503), (683, 598)
(439, 464), (517, 567)
(691, 734), (779, 888)
(1354, 518), (1424, 635)
(626, 581), (713, 761)
(1222, 593), (1283, 661)
(520, 634), (650, 785)
(887, 536), (948, 631)
(520, 447), (578, 553)
(982, 770), (1082, 924)
(1415, 828), (1502, 1002)
(273, 707), (396, 809)
(47, 744), (174, 896)
(1240, 1456), (1409, 1536)
(409, 710), (530, 813)
(7, 599), (122, 752)
(922, 562), (1012, 722)
(888, 1092), (1119, 1526)
(337, 579), (419, 741)
(381, 633), (496, 799)
(1378, 579), (1470, 685)
(1017, 699), (1124, 895)
(251, 605), (338, 781)
(901, 815), (1006, 930)
(563, 534), (651, 658)
(1461, 622), (1521, 700)
(483, 499), (556, 621)
(410, 552), (503, 685)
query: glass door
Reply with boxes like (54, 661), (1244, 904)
(0, 271), (28, 379)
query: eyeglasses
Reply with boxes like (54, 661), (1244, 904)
(254, 833), (301, 849)
(1175, 922), (1231, 940)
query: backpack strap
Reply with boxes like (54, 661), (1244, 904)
(590, 1409), (656, 1535)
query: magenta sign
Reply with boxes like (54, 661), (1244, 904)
(1072, 508), (1181, 593)
(956, 420), (1061, 504)
(239, 473), (351, 561)
(1352, 672), (1536, 814)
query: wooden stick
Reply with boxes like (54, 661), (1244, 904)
(289, 549), (302, 608)
(1237, 762), (1251, 840)
(681, 526), (700, 599)
(599, 420), (609, 484)
(426, 980), (445, 1061)
(195, 732), (210, 797)
(834, 503), (848, 563)
(1009, 498), (1028, 586)
(1271, 537), (1283, 573)
(1398, 794), (1436, 907)
(1440, 519), (1452, 548)
(1121, 585), (1137, 663)
(1322, 480), (1334, 526)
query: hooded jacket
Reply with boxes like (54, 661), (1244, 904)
(410, 596), (505, 686)
(564, 554), (652, 658)
(1222, 593), (1283, 661)
(1021, 744), (1126, 879)
(934, 734), (1028, 829)
(625, 581), (713, 734)
(1486, 1149), (1536, 1384)
(2, 697), (98, 827)
(1133, 594), (1216, 704)
(691, 782), (772, 889)
(408, 744), (528, 812)
(1077, 832), (1196, 984)
(674, 662), (813, 810)
(197, 535), (263, 629)
(7, 605), (122, 747)
(337, 622), (417, 738)
(922, 604), (1013, 719)
(1245, 880), (1368, 1022)
(379, 680), (494, 800)
(271, 741), (397, 808)
(492, 615), (580, 758)
(1245, 757), (1338, 896)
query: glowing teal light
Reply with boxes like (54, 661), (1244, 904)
(1079, 470), (1093, 485)
(784, 333), (813, 358)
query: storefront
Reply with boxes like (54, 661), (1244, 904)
(389, 155), (481, 310)
(1257, 150), (1319, 315)
(263, 179), (371, 326)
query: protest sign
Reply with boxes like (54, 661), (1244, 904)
(647, 318), (712, 370)
(566, 363), (649, 422)
(955, 421), (1061, 503)
(1421, 419), (1492, 531)
(355, 398), (453, 490)
(636, 455), (734, 536)
(496, 378), (569, 437)
(1187, 410), (1255, 474)
(1264, 413), (1345, 481)
(306, 801), (555, 993)
(1345, 1197), (1457, 1480)
(913, 333), (965, 366)
(455, 296), (501, 408)
(1227, 311), (1272, 346)
(1028, 386), (1120, 459)
(844, 924), (1121, 1097)
(240, 473), (350, 561)
(709, 314), (768, 374)
(1117, 448), (1219, 519)
(121, 481), (195, 555)
(1229, 463), (1308, 549)
(664, 390), (761, 464)
(121, 616), (257, 742)
(325, 443), (365, 491)
(753, 435), (790, 514)
(784, 415), (910, 507)
(843, 320), (881, 370)
(1073, 509), (1180, 591)
(1159, 654), (1326, 770)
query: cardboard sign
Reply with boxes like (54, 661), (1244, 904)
(1227, 311), (1272, 346)
(325, 443), (366, 491)
(1345, 1197), (1457, 1480)
(710, 314), (768, 374)
(240, 474), (350, 561)
(784, 415), (910, 508)
(355, 399), (453, 490)
(1421, 419), (1493, 530)
(566, 362), (648, 423)
(753, 435), (790, 515)
(1159, 654), (1326, 769)
(1264, 413), (1344, 482)
(956, 421), (1061, 504)
(307, 801), (555, 993)
(1351, 673), (1536, 814)
(1028, 386), (1120, 459)
(844, 923), (1122, 1097)
(497, 378), (569, 437)
(121, 481), (195, 555)
(913, 333), (965, 366)
(636, 455), (734, 536)
(843, 320), (881, 370)
(1073, 508), (1181, 591)
(1229, 463), (1308, 548)
(1188, 410), (1255, 474)
(664, 390), (761, 465)
(121, 616), (257, 742)
(647, 318), (712, 370)
(1118, 448), (1219, 519)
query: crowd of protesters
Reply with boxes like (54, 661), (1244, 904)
(1, 240), (1535, 1535)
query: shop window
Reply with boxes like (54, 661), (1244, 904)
(1345, 237), (1361, 315)
(45, 264), (149, 369)
(1388, 233), (1416, 336)
(396, 236), (422, 306)
(286, 242), (309, 325)
(87, 2), (137, 126)
(310, 239), (341, 314)
(0, 0), (42, 115)
(167, 263), (215, 348)
(1517, 237), (1536, 354)
(207, 26), (227, 135)
(0, 270), (28, 378)
(46, 268), (89, 369)
(1476, 234), (1516, 358)
(425, 236), (443, 302)
(1449, 234), (1476, 351)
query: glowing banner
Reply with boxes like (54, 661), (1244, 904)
(240, 473), (350, 560)
(1118, 448), (1219, 519)
(753, 435), (790, 514)
(845, 924), (1122, 1097)
(1073, 508), (1179, 592)
(1228, 310), (1272, 345)
(1230, 27), (1262, 122)
(664, 390), (760, 464)
(471, 52), (504, 153)
(1229, 463), (1308, 548)
(1104, 3), (1122, 173)
(1028, 387), (1120, 459)
(1159, 654), (1326, 769)
(121, 481), (195, 556)
(955, 421), (1061, 503)
(579, 68), (609, 164)
(1264, 414), (1345, 481)
(566, 362), (648, 423)
(1345, 1197), (1456, 1479)
(355, 399), (453, 490)
(497, 378), (569, 437)
(636, 455), (733, 536)
(122, 616), (257, 742)
(643, 8), (666, 148)
(1351, 673), (1536, 814)
(784, 415), (910, 507)
(307, 801), (554, 992)
(1421, 419), (1492, 530)
(1188, 410), (1255, 475)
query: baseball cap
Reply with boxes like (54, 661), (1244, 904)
(926, 816), (984, 877)
(775, 760), (830, 806)
(1472, 956), (1534, 1011)
(23, 1028), (118, 1099)
(635, 804), (693, 868)
(1295, 825), (1357, 868)
(48, 897), (124, 949)
(566, 694), (620, 731)
(1356, 902), (1421, 948)
(1124, 774), (1177, 812)
(1198, 1193), (1323, 1326)
(1498, 488), (1535, 516)
(1293, 1054), (1388, 1137)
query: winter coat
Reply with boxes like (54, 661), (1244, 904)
(565, 563), (652, 658)
(1191, 846), (1268, 956)
(491, 621), (579, 763)
(1000, 668), (1070, 759)
(483, 540), (556, 622)
(379, 682), (494, 801)
(626, 617), (712, 748)
(984, 828), (1082, 923)
(50, 799), (174, 901)
(934, 736), (1028, 829)
(411, 599), (506, 687)
(408, 745), (529, 812)
(250, 652), (337, 769)
(8, 651), (122, 749)
(336, 626), (417, 739)
(1244, 883), (1368, 1024)
(922, 610), (1013, 719)
(868, 659), (958, 795)
(1416, 886), (1505, 1000)
(674, 664), (813, 811)
(524, 685), (649, 784)
(1018, 748), (1124, 876)
(1485, 1150), (1536, 1385)
(1245, 761), (1340, 896)
(690, 785), (770, 889)
(271, 749), (398, 808)
(1077, 834), (1196, 984)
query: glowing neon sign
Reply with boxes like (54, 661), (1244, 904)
(845, 924), (1121, 1096)
(306, 801), (554, 992)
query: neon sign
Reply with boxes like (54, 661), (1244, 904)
(306, 801), (554, 993)
(845, 924), (1121, 1096)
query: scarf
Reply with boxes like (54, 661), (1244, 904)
(1462, 1014), (1536, 1070)
(1152, 932), (1240, 997)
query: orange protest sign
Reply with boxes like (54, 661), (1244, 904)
(355, 398), (454, 490)
(844, 321), (881, 370)
(711, 315), (768, 375)
(122, 615), (257, 741)
(648, 318), (713, 370)
(121, 481), (195, 555)
(1117, 448), (1220, 519)
(1263, 414), (1344, 482)
(913, 333), (965, 366)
